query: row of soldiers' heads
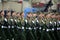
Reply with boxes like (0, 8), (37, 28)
(27, 12), (60, 20)
(0, 10), (24, 18)
(0, 10), (60, 20)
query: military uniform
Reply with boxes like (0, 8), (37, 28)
(0, 15), (7, 40)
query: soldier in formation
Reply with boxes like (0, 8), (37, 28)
(0, 10), (60, 40)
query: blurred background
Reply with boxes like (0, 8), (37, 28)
(0, 0), (60, 12)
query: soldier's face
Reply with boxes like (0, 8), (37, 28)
(27, 13), (32, 17)
(51, 14), (56, 18)
(21, 12), (24, 17)
(16, 13), (20, 17)
(56, 15), (60, 19)
(7, 12), (11, 16)
(39, 14), (45, 18)
(33, 14), (37, 17)
(57, 15), (60, 20)
(46, 14), (52, 18)
(1, 11), (4, 16)
(12, 12), (16, 17)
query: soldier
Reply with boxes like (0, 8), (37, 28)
(38, 13), (45, 24)
(38, 13), (54, 40)
(26, 12), (33, 27)
(0, 10), (7, 40)
(11, 11), (21, 40)
(26, 12), (32, 24)
(56, 13), (60, 21)
(56, 13), (60, 40)
(9, 11), (17, 40)
(15, 12), (24, 27)
(11, 11), (16, 19)
(38, 13), (46, 40)
(16, 12), (25, 40)
(0, 10), (5, 27)
(46, 13), (57, 40)
(32, 13), (38, 40)
(25, 12), (36, 40)
(20, 12), (25, 27)
(6, 11), (11, 19)
(0, 10), (4, 20)
(16, 12), (20, 19)
(17, 12), (26, 40)
(32, 13), (38, 26)
(16, 12), (22, 27)
(5, 11), (13, 40)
